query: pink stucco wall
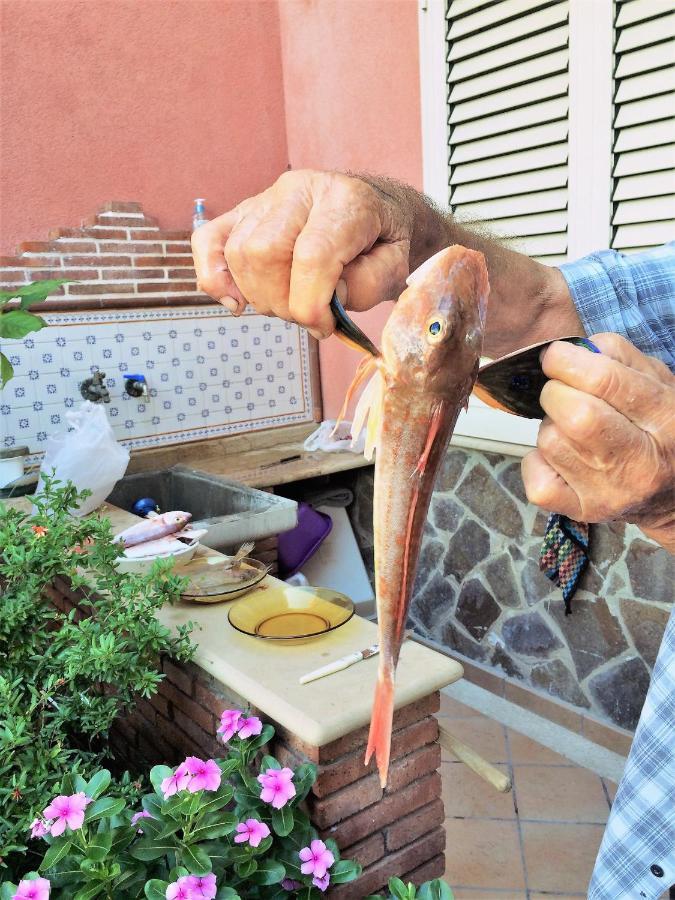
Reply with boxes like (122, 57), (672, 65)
(278, 0), (423, 417)
(0, 0), (288, 256)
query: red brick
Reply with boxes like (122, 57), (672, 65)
(323, 772), (442, 848)
(100, 268), (164, 280)
(385, 742), (441, 794)
(163, 658), (194, 697)
(149, 692), (170, 721)
(399, 852), (446, 887)
(0, 269), (27, 282)
(130, 230), (190, 241)
(21, 241), (98, 254)
(330, 827), (445, 899)
(164, 242), (193, 253)
(7, 255), (60, 267)
(341, 832), (385, 869)
(173, 707), (220, 757)
(99, 242), (163, 254)
(133, 255), (191, 267)
(67, 283), (135, 295)
(113, 716), (139, 748)
(50, 228), (128, 240)
(62, 255), (133, 267)
(385, 798), (445, 852)
(102, 201), (143, 213)
(167, 268), (197, 279)
(141, 281), (198, 292)
(88, 214), (158, 228)
(30, 269), (92, 282)
(195, 682), (231, 719)
(309, 773), (382, 829)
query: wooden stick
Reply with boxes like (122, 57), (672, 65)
(438, 724), (512, 794)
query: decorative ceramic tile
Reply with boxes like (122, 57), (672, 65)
(1, 306), (314, 462)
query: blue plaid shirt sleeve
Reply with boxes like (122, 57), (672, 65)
(560, 242), (675, 373)
(588, 608), (675, 899)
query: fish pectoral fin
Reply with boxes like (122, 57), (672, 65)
(412, 401), (445, 479)
(352, 367), (385, 461)
(333, 355), (379, 433)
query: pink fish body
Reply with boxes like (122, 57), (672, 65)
(115, 511), (192, 548)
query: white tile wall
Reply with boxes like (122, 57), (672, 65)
(0, 305), (314, 462)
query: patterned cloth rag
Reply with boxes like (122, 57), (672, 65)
(539, 514), (590, 614)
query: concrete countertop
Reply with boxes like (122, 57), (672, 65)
(5, 494), (463, 747)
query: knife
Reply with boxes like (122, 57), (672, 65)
(298, 631), (413, 684)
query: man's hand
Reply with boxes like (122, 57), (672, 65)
(522, 334), (675, 552)
(191, 170), (413, 339)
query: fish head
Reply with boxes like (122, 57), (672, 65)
(381, 245), (489, 394)
(163, 510), (192, 529)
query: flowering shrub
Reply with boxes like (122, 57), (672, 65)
(3, 711), (361, 898)
(0, 476), (195, 873)
(0, 280), (68, 386)
(367, 877), (454, 900)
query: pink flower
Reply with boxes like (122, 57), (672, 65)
(29, 818), (49, 839)
(12, 877), (50, 900)
(42, 792), (92, 837)
(237, 715), (263, 739)
(257, 766), (296, 809)
(185, 756), (221, 793)
(217, 708), (242, 742)
(313, 873), (330, 892)
(165, 878), (192, 900)
(281, 879), (302, 891)
(131, 809), (154, 833)
(299, 839), (335, 878)
(161, 761), (191, 799)
(183, 873), (217, 899)
(234, 817), (271, 848)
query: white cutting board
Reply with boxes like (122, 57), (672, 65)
(299, 505), (375, 615)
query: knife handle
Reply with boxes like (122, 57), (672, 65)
(299, 651), (366, 685)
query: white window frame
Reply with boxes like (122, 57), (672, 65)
(417, 0), (613, 453)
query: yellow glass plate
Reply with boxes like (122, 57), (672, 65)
(228, 586), (354, 641)
(181, 558), (269, 603)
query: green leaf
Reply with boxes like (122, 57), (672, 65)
(234, 857), (257, 879)
(243, 723), (275, 754)
(129, 836), (180, 861)
(291, 763), (317, 806)
(0, 351), (13, 385)
(388, 878), (411, 900)
(271, 803), (294, 837)
(180, 841), (212, 875)
(85, 828), (112, 862)
(0, 884), (17, 900)
(417, 881), (454, 900)
(0, 309), (46, 339)
(195, 782), (234, 816)
(0, 278), (70, 308)
(215, 889), (241, 900)
(260, 754), (282, 771)
(248, 858), (286, 885)
(142, 794), (163, 818)
(40, 836), (73, 870)
(150, 765), (174, 795)
(144, 881), (170, 900)
(85, 796), (125, 822)
(330, 859), (362, 884)
(73, 884), (105, 900)
(85, 769), (111, 799)
(109, 824), (137, 854)
(188, 813), (237, 842)
(218, 758), (239, 777)
(325, 837), (340, 863)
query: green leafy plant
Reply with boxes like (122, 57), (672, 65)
(0, 280), (69, 386)
(0, 475), (195, 873)
(367, 877), (454, 900)
(4, 715), (361, 898)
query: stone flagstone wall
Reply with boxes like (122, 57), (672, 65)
(348, 447), (673, 731)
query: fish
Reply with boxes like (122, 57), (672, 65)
(115, 510), (192, 548)
(121, 527), (208, 559)
(334, 245), (489, 786)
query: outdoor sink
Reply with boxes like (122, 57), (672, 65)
(106, 465), (297, 551)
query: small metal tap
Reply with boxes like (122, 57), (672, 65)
(79, 371), (110, 403)
(123, 374), (148, 398)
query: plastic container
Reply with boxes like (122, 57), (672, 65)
(277, 502), (333, 579)
(0, 445), (29, 489)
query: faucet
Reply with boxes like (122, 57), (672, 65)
(79, 371), (110, 403)
(123, 374), (148, 398)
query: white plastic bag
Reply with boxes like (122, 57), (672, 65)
(303, 420), (366, 455)
(36, 401), (129, 516)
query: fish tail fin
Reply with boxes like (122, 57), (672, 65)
(365, 668), (395, 788)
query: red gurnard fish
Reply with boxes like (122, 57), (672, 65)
(115, 511), (192, 548)
(335, 245), (489, 786)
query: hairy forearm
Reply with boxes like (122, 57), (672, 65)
(357, 174), (584, 358)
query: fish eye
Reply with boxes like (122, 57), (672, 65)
(429, 321), (442, 336)
(426, 317), (449, 344)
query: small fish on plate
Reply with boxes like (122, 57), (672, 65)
(121, 527), (208, 559)
(114, 510), (192, 548)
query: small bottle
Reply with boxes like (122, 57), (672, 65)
(192, 198), (208, 231)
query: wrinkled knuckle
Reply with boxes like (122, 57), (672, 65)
(524, 476), (554, 509)
(294, 232), (335, 268)
(567, 403), (596, 441)
(537, 424), (559, 457)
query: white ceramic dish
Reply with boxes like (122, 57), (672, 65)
(115, 539), (199, 575)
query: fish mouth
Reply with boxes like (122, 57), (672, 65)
(329, 291), (380, 357)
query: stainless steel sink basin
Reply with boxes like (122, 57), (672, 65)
(107, 465), (297, 551)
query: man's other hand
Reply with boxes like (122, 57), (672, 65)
(522, 334), (675, 551)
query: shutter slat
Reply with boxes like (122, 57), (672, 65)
(450, 49), (568, 103)
(450, 120), (568, 163)
(450, 166), (568, 204)
(449, 73), (568, 124)
(448, 0), (559, 41)
(616, 0), (672, 28)
(489, 210), (568, 238)
(447, 0), (497, 18)
(615, 13), (675, 53)
(612, 169), (675, 201)
(614, 144), (675, 177)
(614, 93), (675, 128)
(506, 232), (568, 255)
(615, 41), (674, 79)
(533, 253), (568, 265)
(449, 25), (568, 83)
(449, 2), (568, 60)
(612, 194), (675, 225)
(450, 144), (567, 184)
(614, 118), (675, 152)
(456, 189), (568, 220)
(614, 220), (675, 247)
(615, 67), (675, 104)
(451, 96), (568, 143)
